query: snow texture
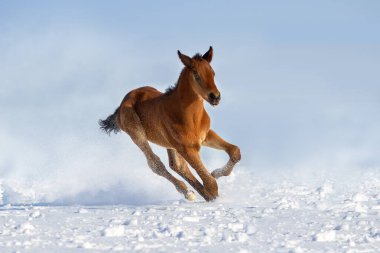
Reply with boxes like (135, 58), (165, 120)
(1, 169), (380, 252)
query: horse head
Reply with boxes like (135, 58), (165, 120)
(177, 47), (221, 106)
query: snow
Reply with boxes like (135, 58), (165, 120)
(313, 230), (336, 242)
(352, 193), (369, 202)
(101, 225), (126, 237)
(1, 169), (380, 252)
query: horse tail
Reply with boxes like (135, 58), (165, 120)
(98, 107), (121, 135)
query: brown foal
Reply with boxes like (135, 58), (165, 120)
(99, 47), (241, 201)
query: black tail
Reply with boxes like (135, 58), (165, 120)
(99, 107), (120, 135)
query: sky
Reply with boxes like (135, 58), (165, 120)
(0, 1), (379, 204)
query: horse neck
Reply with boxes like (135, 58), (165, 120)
(173, 68), (204, 111)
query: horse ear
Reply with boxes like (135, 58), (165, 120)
(202, 46), (213, 63)
(177, 50), (193, 69)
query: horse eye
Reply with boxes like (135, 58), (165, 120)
(194, 72), (201, 81)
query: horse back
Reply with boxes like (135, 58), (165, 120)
(120, 86), (162, 107)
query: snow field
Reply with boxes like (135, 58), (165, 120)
(0, 169), (380, 252)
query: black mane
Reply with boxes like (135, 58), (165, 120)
(165, 83), (177, 94)
(192, 53), (203, 61)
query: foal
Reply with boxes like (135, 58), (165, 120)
(99, 47), (241, 201)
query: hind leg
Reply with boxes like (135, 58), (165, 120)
(119, 106), (190, 199)
(203, 129), (241, 179)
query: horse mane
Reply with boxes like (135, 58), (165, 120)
(192, 53), (203, 61)
(165, 84), (177, 94)
(165, 53), (203, 95)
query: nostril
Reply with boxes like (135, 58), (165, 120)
(209, 93), (217, 100)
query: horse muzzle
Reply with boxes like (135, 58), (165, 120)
(208, 92), (221, 106)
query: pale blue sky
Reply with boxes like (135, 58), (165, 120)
(0, 1), (380, 203)
(2, 1), (380, 49)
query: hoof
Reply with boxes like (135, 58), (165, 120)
(204, 193), (218, 202)
(185, 190), (196, 201)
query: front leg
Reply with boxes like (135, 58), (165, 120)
(177, 146), (219, 201)
(203, 129), (241, 179)
(167, 149), (216, 201)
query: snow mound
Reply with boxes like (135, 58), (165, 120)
(313, 230), (336, 242)
(101, 225), (125, 237)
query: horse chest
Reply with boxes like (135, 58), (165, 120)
(193, 115), (210, 140)
(172, 112), (210, 145)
